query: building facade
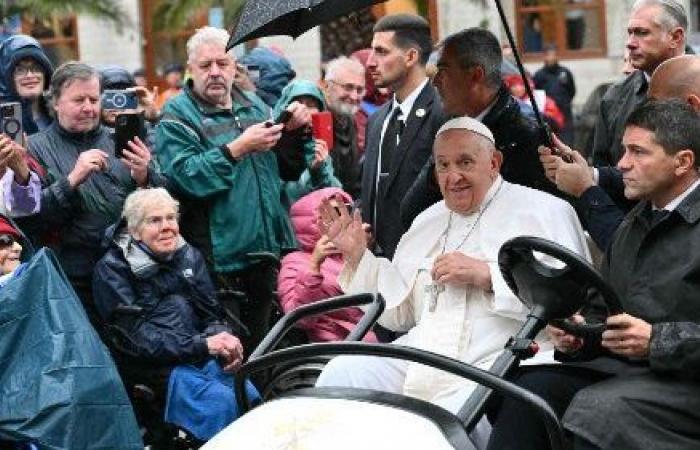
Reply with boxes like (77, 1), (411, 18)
(9, 0), (698, 106)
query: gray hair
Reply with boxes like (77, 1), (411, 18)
(631, 0), (688, 31)
(324, 56), (365, 82)
(123, 188), (179, 231)
(47, 61), (99, 105)
(442, 28), (502, 89)
(187, 26), (232, 63)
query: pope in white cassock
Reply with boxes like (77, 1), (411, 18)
(315, 116), (591, 414)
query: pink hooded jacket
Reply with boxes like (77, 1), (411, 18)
(278, 187), (377, 343)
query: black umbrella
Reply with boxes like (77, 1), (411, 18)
(227, 0), (388, 49)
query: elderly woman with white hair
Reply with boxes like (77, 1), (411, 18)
(315, 117), (591, 429)
(92, 187), (259, 444)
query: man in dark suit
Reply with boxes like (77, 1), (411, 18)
(362, 14), (446, 259)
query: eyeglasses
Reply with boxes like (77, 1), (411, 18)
(14, 64), (43, 77)
(327, 80), (366, 96)
(0, 234), (17, 248)
(143, 213), (179, 228)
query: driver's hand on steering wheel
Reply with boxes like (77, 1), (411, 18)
(601, 313), (652, 359)
(547, 313), (585, 353)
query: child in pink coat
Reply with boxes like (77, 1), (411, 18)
(278, 187), (377, 343)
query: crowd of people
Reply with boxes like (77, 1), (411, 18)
(0, 0), (698, 448)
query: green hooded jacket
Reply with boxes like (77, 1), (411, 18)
(273, 80), (341, 208)
(155, 82), (295, 273)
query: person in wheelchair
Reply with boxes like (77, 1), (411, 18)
(315, 117), (590, 419)
(92, 188), (259, 443)
(488, 99), (700, 450)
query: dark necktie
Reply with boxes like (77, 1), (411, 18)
(380, 107), (404, 174)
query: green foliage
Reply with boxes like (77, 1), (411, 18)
(152, 0), (246, 31)
(1, 0), (125, 26)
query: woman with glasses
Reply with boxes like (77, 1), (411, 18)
(92, 188), (259, 446)
(0, 34), (53, 134)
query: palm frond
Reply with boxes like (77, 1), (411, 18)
(4, 0), (125, 25)
(152, 0), (246, 31)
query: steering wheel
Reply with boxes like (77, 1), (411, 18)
(498, 236), (623, 339)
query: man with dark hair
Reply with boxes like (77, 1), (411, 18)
(590, 0), (687, 166)
(361, 13), (446, 259)
(400, 27), (556, 228)
(488, 99), (700, 450)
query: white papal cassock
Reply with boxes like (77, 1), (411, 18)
(318, 176), (591, 408)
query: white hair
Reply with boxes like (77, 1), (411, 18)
(324, 56), (365, 82)
(187, 26), (232, 63)
(631, 0), (688, 31)
(123, 188), (179, 231)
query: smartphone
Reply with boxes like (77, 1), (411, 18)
(311, 111), (334, 150)
(266, 110), (293, 128)
(334, 202), (353, 216)
(102, 90), (138, 110)
(0, 102), (22, 145)
(114, 113), (144, 159)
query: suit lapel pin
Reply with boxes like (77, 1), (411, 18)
(415, 108), (426, 118)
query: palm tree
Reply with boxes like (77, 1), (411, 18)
(1, 0), (124, 25)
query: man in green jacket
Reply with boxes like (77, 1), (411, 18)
(156, 26), (311, 353)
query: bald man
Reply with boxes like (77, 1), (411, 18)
(541, 55), (700, 250)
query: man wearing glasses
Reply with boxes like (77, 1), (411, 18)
(320, 56), (367, 198)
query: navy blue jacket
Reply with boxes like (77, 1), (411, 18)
(93, 226), (230, 366)
(0, 34), (53, 135)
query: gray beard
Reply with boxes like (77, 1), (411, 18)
(329, 102), (359, 117)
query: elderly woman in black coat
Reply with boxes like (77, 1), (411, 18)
(93, 187), (258, 443)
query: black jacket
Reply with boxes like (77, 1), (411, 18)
(93, 227), (230, 366)
(591, 70), (647, 166)
(24, 122), (165, 278)
(361, 81), (446, 259)
(400, 85), (559, 229)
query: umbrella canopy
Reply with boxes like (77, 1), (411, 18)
(227, 0), (388, 49)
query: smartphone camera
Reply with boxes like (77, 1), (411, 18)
(0, 102), (22, 144)
(102, 90), (138, 110)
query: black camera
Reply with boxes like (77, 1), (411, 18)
(0, 102), (22, 144)
(102, 90), (138, 110)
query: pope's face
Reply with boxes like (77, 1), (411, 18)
(434, 130), (501, 215)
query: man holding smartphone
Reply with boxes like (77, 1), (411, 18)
(25, 62), (165, 325)
(156, 26), (311, 355)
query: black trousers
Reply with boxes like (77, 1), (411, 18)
(486, 365), (609, 450)
(215, 263), (278, 356)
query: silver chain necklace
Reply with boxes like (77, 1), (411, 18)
(425, 181), (505, 312)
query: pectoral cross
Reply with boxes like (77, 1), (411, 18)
(425, 282), (445, 312)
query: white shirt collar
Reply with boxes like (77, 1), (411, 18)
(656, 178), (700, 211)
(474, 96), (499, 122)
(392, 78), (429, 119)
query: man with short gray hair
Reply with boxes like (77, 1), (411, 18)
(319, 56), (366, 197)
(156, 26), (311, 353)
(591, 0), (687, 166)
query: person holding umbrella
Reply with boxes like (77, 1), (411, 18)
(155, 26), (311, 354)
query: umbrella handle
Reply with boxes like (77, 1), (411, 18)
(493, 0), (563, 155)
